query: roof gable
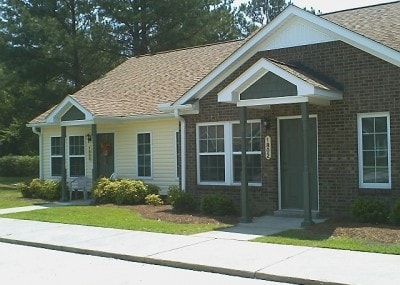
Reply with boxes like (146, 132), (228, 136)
(45, 96), (93, 126)
(175, 3), (400, 107)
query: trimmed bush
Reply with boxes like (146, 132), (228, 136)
(172, 192), (198, 213)
(0, 155), (39, 177)
(200, 194), (236, 216)
(19, 178), (61, 201)
(352, 198), (389, 224)
(93, 178), (148, 205)
(146, 183), (160, 195)
(167, 185), (181, 205)
(145, 194), (164, 206)
(389, 198), (400, 226)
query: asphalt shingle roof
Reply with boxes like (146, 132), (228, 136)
(31, 40), (243, 123)
(31, 2), (400, 124)
(322, 1), (400, 52)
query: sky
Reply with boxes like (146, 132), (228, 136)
(233, 0), (396, 13)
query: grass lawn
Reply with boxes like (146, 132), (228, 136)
(0, 177), (42, 209)
(253, 226), (400, 255)
(1, 205), (231, 235)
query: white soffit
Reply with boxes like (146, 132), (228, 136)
(261, 17), (337, 51)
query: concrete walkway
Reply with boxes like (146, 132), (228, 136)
(0, 206), (399, 284)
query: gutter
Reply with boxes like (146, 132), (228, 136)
(174, 109), (186, 192)
(31, 127), (43, 180)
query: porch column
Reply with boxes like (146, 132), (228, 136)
(91, 124), (98, 185)
(301, 102), (314, 227)
(240, 107), (251, 223)
(61, 126), (68, 202)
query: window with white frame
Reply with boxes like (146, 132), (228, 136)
(197, 121), (261, 185)
(69, 136), (85, 177)
(51, 137), (62, 177)
(358, 113), (391, 188)
(198, 124), (225, 182)
(137, 133), (151, 177)
(232, 122), (261, 183)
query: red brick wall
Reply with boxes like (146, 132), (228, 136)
(183, 41), (400, 218)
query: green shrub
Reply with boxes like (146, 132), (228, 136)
(18, 178), (61, 201)
(93, 178), (148, 205)
(167, 185), (181, 205)
(145, 194), (164, 206)
(146, 183), (160, 195)
(173, 192), (198, 213)
(19, 182), (33, 198)
(93, 178), (118, 204)
(389, 198), (400, 225)
(352, 198), (389, 224)
(200, 194), (236, 216)
(0, 155), (39, 177)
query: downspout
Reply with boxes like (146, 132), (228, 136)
(31, 127), (43, 179)
(174, 109), (186, 192)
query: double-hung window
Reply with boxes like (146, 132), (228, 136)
(51, 137), (62, 177)
(137, 133), (151, 177)
(197, 121), (261, 185)
(357, 113), (391, 189)
(198, 125), (225, 182)
(69, 136), (85, 177)
(232, 122), (261, 183)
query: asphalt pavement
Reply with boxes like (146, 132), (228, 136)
(0, 205), (399, 285)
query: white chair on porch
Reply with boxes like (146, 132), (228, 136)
(69, 176), (89, 200)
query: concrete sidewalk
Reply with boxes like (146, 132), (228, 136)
(0, 215), (399, 285)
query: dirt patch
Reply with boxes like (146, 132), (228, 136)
(127, 204), (239, 225)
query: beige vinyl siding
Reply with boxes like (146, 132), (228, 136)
(112, 118), (179, 194)
(40, 117), (179, 194)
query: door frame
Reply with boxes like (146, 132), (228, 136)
(277, 115), (319, 211)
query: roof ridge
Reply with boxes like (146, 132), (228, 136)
(133, 39), (244, 59)
(321, 1), (400, 16)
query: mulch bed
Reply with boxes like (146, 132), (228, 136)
(125, 204), (399, 243)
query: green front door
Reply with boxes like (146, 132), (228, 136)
(280, 118), (318, 210)
(97, 133), (115, 178)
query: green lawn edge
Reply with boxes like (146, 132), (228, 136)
(1, 205), (232, 235)
(252, 229), (400, 255)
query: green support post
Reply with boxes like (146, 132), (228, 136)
(301, 102), (314, 227)
(61, 126), (67, 202)
(91, 124), (98, 186)
(240, 107), (251, 223)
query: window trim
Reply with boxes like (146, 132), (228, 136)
(357, 112), (391, 189)
(137, 132), (152, 179)
(50, 136), (62, 177)
(68, 135), (86, 177)
(196, 120), (262, 186)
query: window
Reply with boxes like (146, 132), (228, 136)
(51, 137), (62, 176)
(232, 122), (261, 183)
(137, 133), (151, 177)
(197, 121), (262, 185)
(69, 136), (85, 177)
(358, 113), (391, 189)
(198, 125), (225, 182)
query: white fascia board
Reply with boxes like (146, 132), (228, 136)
(237, 96), (308, 107)
(290, 8), (400, 67)
(174, 8), (298, 107)
(176, 5), (399, 109)
(46, 95), (93, 124)
(60, 120), (95, 127)
(93, 113), (176, 123)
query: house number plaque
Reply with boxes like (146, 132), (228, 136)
(265, 136), (271, 160)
